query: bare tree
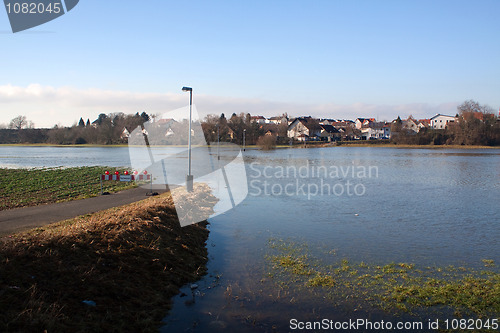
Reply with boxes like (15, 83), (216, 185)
(8, 115), (31, 130)
(457, 100), (483, 114)
(451, 100), (497, 145)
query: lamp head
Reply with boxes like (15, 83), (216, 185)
(182, 86), (192, 92)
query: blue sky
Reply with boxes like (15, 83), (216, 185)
(1, 0), (499, 127)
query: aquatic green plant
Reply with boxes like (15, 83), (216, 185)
(265, 238), (500, 319)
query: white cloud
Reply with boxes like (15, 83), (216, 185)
(0, 84), (461, 128)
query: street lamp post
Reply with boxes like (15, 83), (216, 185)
(217, 121), (220, 161)
(182, 86), (193, 192)
(243, 129), (246, 151)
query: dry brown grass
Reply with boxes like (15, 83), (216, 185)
(0, 184), (216, 332)
(336, 142), (500, 149)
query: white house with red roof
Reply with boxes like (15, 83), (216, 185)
(251, 115), (267, 124)
(355, 118), (376, 129)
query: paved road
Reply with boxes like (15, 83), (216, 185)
(0, 187), (169, 236)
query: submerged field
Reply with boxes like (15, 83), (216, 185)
(265, 238), (499, 328)
(0, 167), (136, 210)
(0, 184), (217, 332)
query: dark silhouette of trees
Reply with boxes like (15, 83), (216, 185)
(200, 113), (283, 146)
(200, 114), (219, 143)
(94, 114), (108, 126)
(0, 112), (152, 145)
(140, 112), (150, 123)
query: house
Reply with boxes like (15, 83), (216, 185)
(265, 129), (277, 137)
(360, 122), (387, 140)
(165, 128), (175, 137)
(287, 119), (340, 142)
(319, 118), (335, 125)
(227, 127), (236, 140)
(319, 124), (340, 141)
(402, 116), (419, 133)
(330, 120), (355, 129)
(120, 127), (130, 139)
(361, 127), (380, 140)
(461, 112), (496, 123)
(326, 121), (358, 140)
(430, 114), (457, 129)
(382, 123), (391, 138)
(471, 112), (485, 121)
(268, 116), (288, 125)
(152, 118), (177, 137)
(287, 117), (322, 141)
(355, 118), (376, 129)
(418, 119), (430, 131)
(251, 116), (267, 124)
(157, 118), (175, 126)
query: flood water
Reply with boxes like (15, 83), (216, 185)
(1, 146), (499, 331)
(0, 146), (132, 168)
(162, 147), (500, 332)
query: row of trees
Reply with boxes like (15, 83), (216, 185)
(0, 112), (150, 145)
(391, 100), (500, 146)
(1, 111), (286, 146)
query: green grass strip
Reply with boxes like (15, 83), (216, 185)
(0, 167), (137, 210)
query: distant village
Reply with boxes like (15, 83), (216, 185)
(106, 113), (470, 143)
(125, 107), (498, 147)
(248, 113), (457, 142)
(1, 100), (499, 146)
(194, 102), (499, 146)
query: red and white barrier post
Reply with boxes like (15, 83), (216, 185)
(100, 170), (151, 195)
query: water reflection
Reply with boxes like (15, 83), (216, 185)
(0, 146), (498, 331)
(161, 147), (500, 332)
(0, 146), (132, 168)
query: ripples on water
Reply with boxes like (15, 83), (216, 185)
(0, 146), (133, 168)
(163, 147), (500, 332)
(1, 146), (498, 331)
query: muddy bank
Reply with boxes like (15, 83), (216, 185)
(0, 184), (217, 332)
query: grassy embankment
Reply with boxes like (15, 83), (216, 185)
(290, 140), (500, 149)
(0, 144), (128, 147)
(266, 239), (499, 325)
(0, 184), (217, 332)
(334, 141), (500, 149)
(3, 141), (498, 150)
(0, 167), (136, 210)
(272, 142), (500, 149)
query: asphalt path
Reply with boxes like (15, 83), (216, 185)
(0, 187), (169, 236)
